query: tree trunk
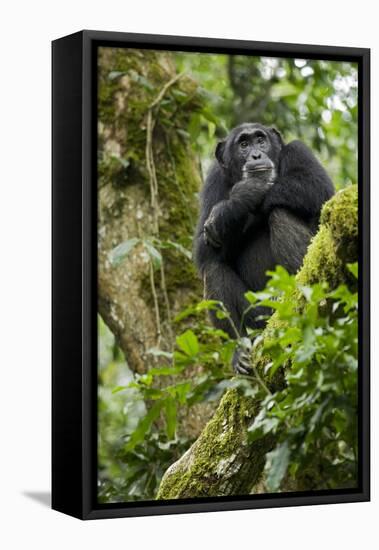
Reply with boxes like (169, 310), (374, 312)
(157, 185), (358, 499)
(98, 47), (203, 374)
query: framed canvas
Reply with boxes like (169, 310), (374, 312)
(52, 30), (370, 520)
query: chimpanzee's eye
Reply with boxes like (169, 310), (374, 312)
(239, 140), (249, 149)
(257, 136), (266, 145)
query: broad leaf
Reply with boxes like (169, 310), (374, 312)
(265, 441), (291, 491)
(143, 241), (162, 269)
(123, 402), (163, 453)
(176, 329), (199, 357)
(109, 238), (140, 267)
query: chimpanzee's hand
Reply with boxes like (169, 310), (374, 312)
(203, 203), (223, 248)
(231, 179), (272, 212)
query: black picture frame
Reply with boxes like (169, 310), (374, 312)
(52, 30), (370, 520)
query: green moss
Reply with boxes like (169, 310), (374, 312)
(321, 185), (358, 265)
(156, 133), (202, 301)
(320, 185), (358, 240)
(297, 225), (342, 287)
(157, 389), (272, 499)
(98, 47), (202, 188)
(298, 185), (358, 288)
(98, 47), (205, 321)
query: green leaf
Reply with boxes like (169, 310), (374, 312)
(278, 327), (302, 347)
(216, 309), (229, 320)
(123, 402), (163, 453)
(109, 238), (140, 267)
(298, 285), (313, 302)
(167, 381), (192, 404)
(148, 365), (183, 377)
(271, 82), (299, 99)
(247, 425), (265, 443)
(200, 107), (219, 125)
(111, 385), (127, 394)
(245, 291), (258, 304)
(329, 284), (357, 313)
(160, 240), (192, 260)
(174, 300), (220, 322)
(173, 350), (194, 366)
(266, 352), (289, 378)
(171, 88), (188, 101)
(129, 70), (154, 91)
(143, 241), (162, 269)
(188, 113), (202, 142)
(208, 121), (216, 138)
(176, 329), (199, 357)
(347, 262), (358, 279)
(265, 441), (291, 491)
(108, 71), (126, 80)
(139, 388), (165, 400)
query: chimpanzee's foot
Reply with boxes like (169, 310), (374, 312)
(232, 346), (252, 375)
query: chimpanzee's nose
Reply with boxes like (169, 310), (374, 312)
(251, 150), (261, 160)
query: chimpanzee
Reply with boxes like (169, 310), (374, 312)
(193, 123), (335, 374)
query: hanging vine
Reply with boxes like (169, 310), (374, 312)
(144, 73), (185, 347)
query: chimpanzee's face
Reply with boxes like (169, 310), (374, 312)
(215, 123), (283, 185)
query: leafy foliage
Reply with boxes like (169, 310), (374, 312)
(247, 264), (358, 491)
(98, 294), (263, 501)
(98, 316), (195, 502)
(99, 263), (358, 500)
(174, 54), (358, 188)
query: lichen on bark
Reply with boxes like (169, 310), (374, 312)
(157, 185), (358, 499)
(97, 47), (204, 373)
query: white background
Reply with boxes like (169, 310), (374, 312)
(0, 1), (376, 548)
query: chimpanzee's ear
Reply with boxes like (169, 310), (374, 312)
(270, 127), (284, 147)
(215, 140), (226, 168)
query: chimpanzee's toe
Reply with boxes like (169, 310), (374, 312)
(232, 348), (252, 375)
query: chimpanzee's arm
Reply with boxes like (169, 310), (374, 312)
(193, 164), (230, 271)
(202, 179), (270, 250)
(268, 208), (313, 274)
(262, 140), (335, 226)
(193, 165), (270, 340)
(194, 164), (261, 268)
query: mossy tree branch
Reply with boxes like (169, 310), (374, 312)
(157, 185), (358, 499)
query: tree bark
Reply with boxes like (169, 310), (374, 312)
(98, 47), (203, 374)
(157, 185), (358, 499)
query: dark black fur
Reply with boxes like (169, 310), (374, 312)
(193, 123), (335, 373)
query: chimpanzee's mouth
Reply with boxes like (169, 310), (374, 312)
(250, 166), (271, 172)
(243, 165), (272, 174)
